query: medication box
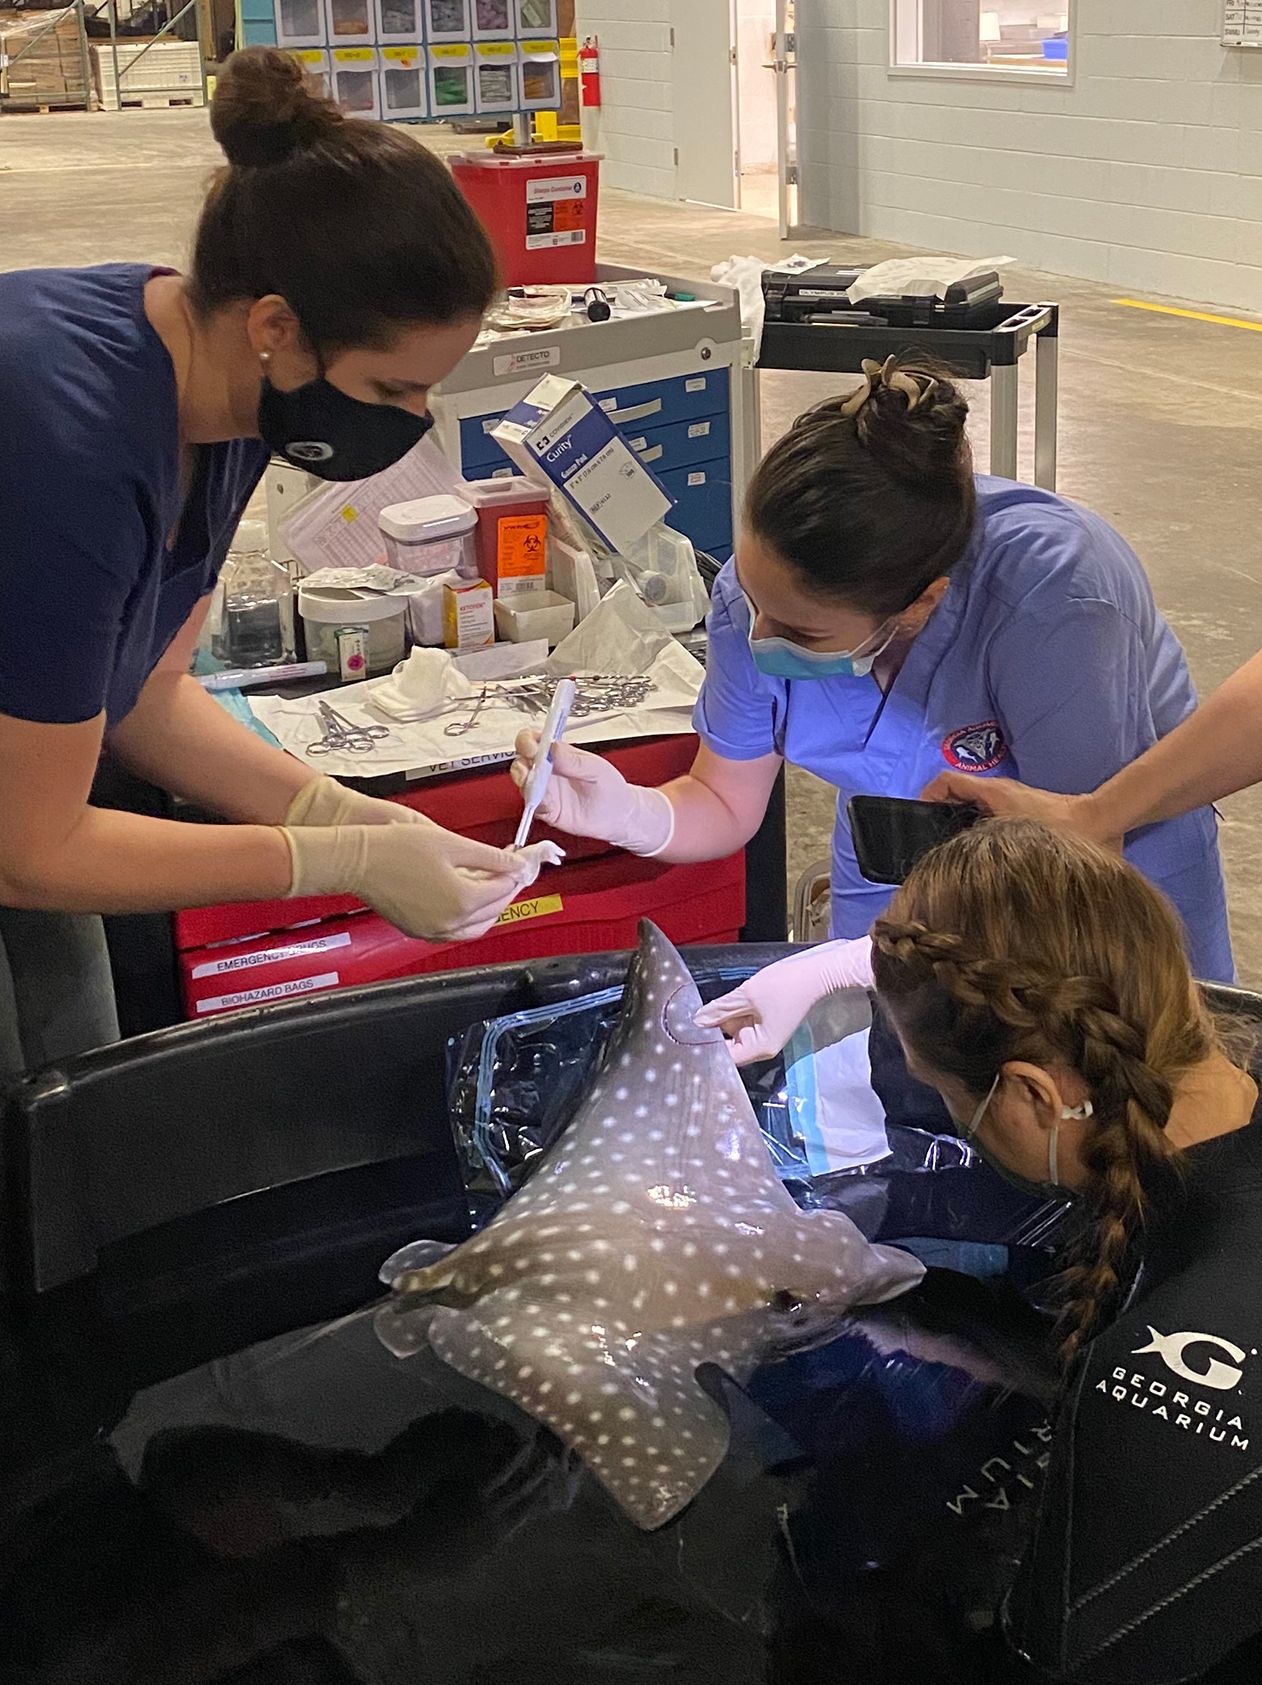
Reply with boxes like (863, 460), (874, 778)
(443, 578), (495, 650)
(492, 375), (673, 556)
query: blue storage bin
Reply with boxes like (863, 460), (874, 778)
(1042, 36), (1068, 59)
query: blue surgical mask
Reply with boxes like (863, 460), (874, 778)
(960, 1070), (1093, 1199)
(743, 590), (898, 682)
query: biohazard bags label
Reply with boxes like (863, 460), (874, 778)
(525, 176), (588, 250)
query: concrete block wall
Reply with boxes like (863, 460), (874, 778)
(797, 0), (1262, 313)
(577, 0), (675, 197)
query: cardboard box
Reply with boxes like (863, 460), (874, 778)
(492, 375), (673, 556)
(443, 579), (495, 651)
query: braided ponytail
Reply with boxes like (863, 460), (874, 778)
(871, 820), (1222, 1369)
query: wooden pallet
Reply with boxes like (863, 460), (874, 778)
(0, 98), (94, 113)
(111, 91), (202, 108)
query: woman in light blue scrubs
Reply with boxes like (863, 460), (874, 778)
(514, 355), (1232, 986)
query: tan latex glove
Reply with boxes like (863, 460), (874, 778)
(283, 816), (555, 943)
(286, 775), (422, 829)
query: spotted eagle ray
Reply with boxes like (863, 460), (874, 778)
(375, 921), (924, 1529)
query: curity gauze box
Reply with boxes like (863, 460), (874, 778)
(492, 376), (673, 556)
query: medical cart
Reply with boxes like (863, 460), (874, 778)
(431, 263), (753, 564)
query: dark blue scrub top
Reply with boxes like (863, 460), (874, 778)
(0, 263), (268, 727)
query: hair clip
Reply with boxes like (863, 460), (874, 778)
(840, 355), (939, 419)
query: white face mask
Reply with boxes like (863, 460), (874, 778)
(962, 1070), (1093, 1195)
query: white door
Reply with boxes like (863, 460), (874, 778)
(669, 0), (739, 209)
(775, 0), (799, 239)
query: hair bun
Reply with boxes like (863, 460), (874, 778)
(211, 46), (343, 169)
(852, 355), (970, 493)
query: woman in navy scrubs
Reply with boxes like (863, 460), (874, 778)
(0, 48), (538, 1081)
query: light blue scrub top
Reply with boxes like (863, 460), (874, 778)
(695, 476), (1233, 983)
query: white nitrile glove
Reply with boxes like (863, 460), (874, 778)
(286, 774), (422, 828)
(283, 815), (556, 943)
(692, 937), (875, 1067)
(511, 729), (675, 858)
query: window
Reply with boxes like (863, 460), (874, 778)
(891, 1), (1070, 76)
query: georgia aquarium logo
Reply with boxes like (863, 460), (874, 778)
(942, 721), (1009, 773)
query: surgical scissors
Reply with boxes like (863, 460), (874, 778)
(444, 685), (494, 737)
(308, 700), (392, 757)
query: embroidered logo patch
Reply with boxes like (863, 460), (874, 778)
(942, 721), (1008, 773)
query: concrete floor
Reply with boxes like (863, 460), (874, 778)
(5, 110), (1262, 979)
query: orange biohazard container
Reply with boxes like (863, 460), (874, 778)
(464, 476), (550, 596)
(451, 148), (601, 287)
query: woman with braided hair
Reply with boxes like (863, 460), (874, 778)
(871, 818), (1262, 1684)
(515, 354), (1233, 1099)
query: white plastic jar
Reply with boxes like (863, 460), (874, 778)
(298, 586), (407, 682)
(378, 494), (477, 576)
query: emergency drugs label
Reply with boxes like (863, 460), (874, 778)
(496, 894), (563, 926)
(191, 932), (352, 981)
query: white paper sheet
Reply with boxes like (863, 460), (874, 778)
(251, 641), (704, 782)
(281, 437), (462, 576)
(846, 254), (1015, 305)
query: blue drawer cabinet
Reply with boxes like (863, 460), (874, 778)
(459, 412), (514, 476)
(451, 365), (734, 556)
(593, 369), (729, 431)
(621, 413), (731, 476)
(660, 464), (733, 558)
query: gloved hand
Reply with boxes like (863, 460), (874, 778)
(693, 936), (875, 1067)
(283, 815), (550, 943)
(511, 729), (675, 857)
(286, 774), (422, 829)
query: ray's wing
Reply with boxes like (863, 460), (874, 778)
(422, 1289), (743, 1530)
(378, 1238), (458, 1288)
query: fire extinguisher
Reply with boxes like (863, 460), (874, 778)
(579, 36), (601, 108)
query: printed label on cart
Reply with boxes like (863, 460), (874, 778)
(496, 894), (564, 926)
(493, 346), (561, 378)
(688, 422), (712, 438)
(195, 972), (341, 1014)
(525, 227), (588, 252)
(686, 377), (708, 392)
(688, 471), (707, 487)
(192, 933), (353, 981)
(527, 176), (588, 203)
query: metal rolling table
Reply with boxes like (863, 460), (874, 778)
(756, 300), (1060, 490)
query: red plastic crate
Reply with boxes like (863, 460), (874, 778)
(174, 734), (700, 953)
(180, 850), (745, 1020)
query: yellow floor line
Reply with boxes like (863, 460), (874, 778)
(1113, 297), (1262, 333)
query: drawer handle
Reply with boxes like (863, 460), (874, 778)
(606, 398), (664, 424)
(637, 444), (665, 464)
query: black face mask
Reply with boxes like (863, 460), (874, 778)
(258, 373), (435, 483)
